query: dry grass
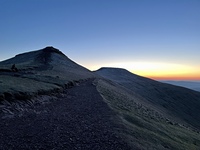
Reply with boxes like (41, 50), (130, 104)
(95, 79), (200, 150)
(0, 48), (95, 101)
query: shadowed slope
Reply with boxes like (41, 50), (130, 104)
(94, 68), (200, 149)
(0, 47), (95, 101)
(95, 67), (200, 130)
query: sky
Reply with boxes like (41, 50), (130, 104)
(0, 0), (200, 80)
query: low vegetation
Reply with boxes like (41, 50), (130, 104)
(95, 79), (200, 150)
(0, 47), (95, 102)
(0, 75), (61, 101)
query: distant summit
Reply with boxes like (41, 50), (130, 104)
(98, 67), (128, 72)
(95, 67), (148, 82)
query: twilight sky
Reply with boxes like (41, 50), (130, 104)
(0, 0), (200, 80)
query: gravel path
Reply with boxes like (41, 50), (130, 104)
(0, 79), (131, 150)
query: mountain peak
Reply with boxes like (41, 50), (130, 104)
(98, 67), (128, 72)
(0, 46), (67, 68)
(42, 46), (64, 55)
(96, 67), (134, 76)
(99, 67), (125, 70)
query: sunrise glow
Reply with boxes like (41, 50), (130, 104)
(1, 1), (199, 82)
(90, 62), (200, 81)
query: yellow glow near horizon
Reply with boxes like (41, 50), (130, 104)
(89, 62), (200, 80)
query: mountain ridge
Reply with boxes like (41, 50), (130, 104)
(1, 47), (200, 149)
(95, 67), (200, 130)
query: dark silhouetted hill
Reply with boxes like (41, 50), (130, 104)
(95, 67), (200, 130)
(0, 46), (95, 101)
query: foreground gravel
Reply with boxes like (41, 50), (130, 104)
(0, 79), (131, 150)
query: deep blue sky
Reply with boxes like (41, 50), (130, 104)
(0, 0), (200, 79)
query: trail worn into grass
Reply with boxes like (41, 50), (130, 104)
(0, 79), (130, 150)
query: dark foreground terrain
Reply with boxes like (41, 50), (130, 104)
(0, 79), (131, 150)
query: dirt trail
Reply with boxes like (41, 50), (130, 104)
(0, 79), (130, 150)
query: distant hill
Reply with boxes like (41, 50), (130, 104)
(95, 67), (200, 130)
(0, 46), (95, 101)
(161, 80), (200, 92)
(94, 67), (200, 149)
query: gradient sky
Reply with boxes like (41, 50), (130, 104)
(0, 0), (200, 80)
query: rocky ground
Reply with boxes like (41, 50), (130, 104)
(0, 79), (131, 150)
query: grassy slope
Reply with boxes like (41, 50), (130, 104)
(95, 68), (200, 130)
(95, 79), (200, 150)
(0, 47), (95, 101)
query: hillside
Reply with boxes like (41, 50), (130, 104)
(95, 67), (200, 130)
(94, 67), (200, 149)
(0, 46), (95, 101)
(1, 48), (200, 149)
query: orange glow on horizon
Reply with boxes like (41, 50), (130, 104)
(132, 69), (200, 81)
(146, 75), (200, 81)
(130, 67), (200, 81)
(89, 61), (200, 81)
